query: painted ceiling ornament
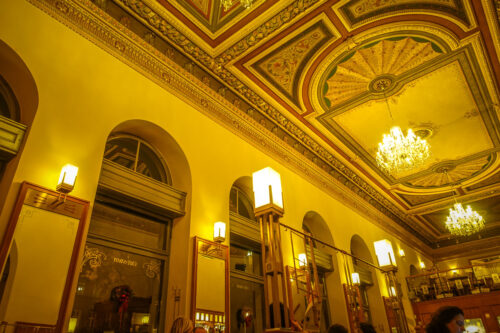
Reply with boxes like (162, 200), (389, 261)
(375, 84), (431, 175)
(220, 0), (254, 11)
(443, 170), (485, 237)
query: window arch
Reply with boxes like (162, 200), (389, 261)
(104, 135), (171, 184)
(229, 186), (255, 220)
(0, 74), (20, 121)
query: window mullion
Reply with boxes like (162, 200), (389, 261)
(133, 140), (140, 172)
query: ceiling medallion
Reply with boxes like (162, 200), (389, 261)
(375, 81), (431, 175)
(442, 170), (485, 237)
(220, 0), (254, 11)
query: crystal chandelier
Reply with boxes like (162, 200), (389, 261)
(445, 202), (485, 236)
(443, 170), (485, 236)
(376, 126), (430, 174)
(220, 0), (254, 11)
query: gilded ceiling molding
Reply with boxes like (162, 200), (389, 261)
(104, 0), (426, 229)
(407, 187), (500, 215)
(333, 0), (476, 33)
(29, 0), (438, 247)
(431, 235), (500, 260)
(309, 23), (460, 117)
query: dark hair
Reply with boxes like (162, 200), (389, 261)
(328, 324), (348, 333)
(360, 322), (376, 333)
(425, 306), (464, 333)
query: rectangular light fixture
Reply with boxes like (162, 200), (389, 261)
(298, 253), (307, 268)
(213, 221), (226, 243)
(374, 239), (396, 268)
(352, 272), (360, 285)
(57, 164), (78, 193)
(252, 167), (283, 209)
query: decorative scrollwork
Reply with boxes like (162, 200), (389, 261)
(82, 246), (107, 270)
(143, 260), (161, 279)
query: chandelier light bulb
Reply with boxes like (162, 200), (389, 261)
(445, 202), (485, 236)
(376, 126), (430, 174)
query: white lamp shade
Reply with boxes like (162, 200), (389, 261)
(374, 239), (396, 268)
(213, 221), (226, 242)
(419, 261), (426, 269)
(390, 286), (397, 296)
(57, 164), (78, 193)
(352, 272), (360, 285)
(252, 167), (283, 209)
(298, 253), (307, 267)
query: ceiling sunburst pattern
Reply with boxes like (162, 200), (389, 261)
(322, 37), (443, 109)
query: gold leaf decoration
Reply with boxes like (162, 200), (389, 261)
(407, 156), (491, 187)
(324, 37), (442, 107)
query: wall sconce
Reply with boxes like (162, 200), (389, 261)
(374, 239), (397, 270)
(419, 261), (426, 269)
(213, 221), (226, 243)
(252, 167), (283, 209)
(352, 272), (360, 285)
(57, 164), (78, 193)
(398, 249), (405, 257)
(390, 286), (397, 297)
(298, 253), (307, 268)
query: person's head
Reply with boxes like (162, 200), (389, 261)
(426, 306), (465, 333)
(328, 324), (348, 333)
(171, 317), (193, 333)
(193, 327), (207, 333)
(360, 322), (376, 333)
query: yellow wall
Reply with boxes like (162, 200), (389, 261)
(0, 0), (434, 332)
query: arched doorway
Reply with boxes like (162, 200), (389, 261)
(350, 235), (385, 328)
(228, 177), (265, 333)
(69, 122), (189, 333)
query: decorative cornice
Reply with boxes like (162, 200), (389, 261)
(28, 0), (438, 248)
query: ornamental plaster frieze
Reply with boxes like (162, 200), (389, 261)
(28, 0), (435, 248)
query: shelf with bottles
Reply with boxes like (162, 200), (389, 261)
(195, 309), (225, 333)
(406, 261), (500, 302)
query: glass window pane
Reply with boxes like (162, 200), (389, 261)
(104, 138), (138, 170)
(89, 203), (166, 250)
(137, 143), (168, 183)
(71, 243), (163, 333)
(0, 93), (10, 118)
(230, 188), (238, 214)
(230, 245), (261, 276)
(230, 277), (264, 333)
(237, 191), (254, 220)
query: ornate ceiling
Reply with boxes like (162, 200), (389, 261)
(33, 0), (500, 256)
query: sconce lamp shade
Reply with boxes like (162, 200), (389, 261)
(419, 261), (426, 269)
(252, 167), (283, 209)
(298, 253), (307, 268)
(352, 272), (360, 285)
(57, 164), (78, 193)
(398, 249), (405, 257)
(213, 222), (226, 243)
(390, 286), (397, 297)
(374, 239), (396, 268)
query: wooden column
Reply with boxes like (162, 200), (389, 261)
(257, 204), (290, 331)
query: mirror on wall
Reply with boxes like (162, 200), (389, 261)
(0, 182), (89, 332)
(191, 237), (229, 333)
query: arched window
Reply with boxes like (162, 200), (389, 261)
(104, 135), (171, 184)
(229, 186), (255, 220)
(0, 76), (19, 120)
(229, 182), (264, 333)
(70, 134), (182, 333)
